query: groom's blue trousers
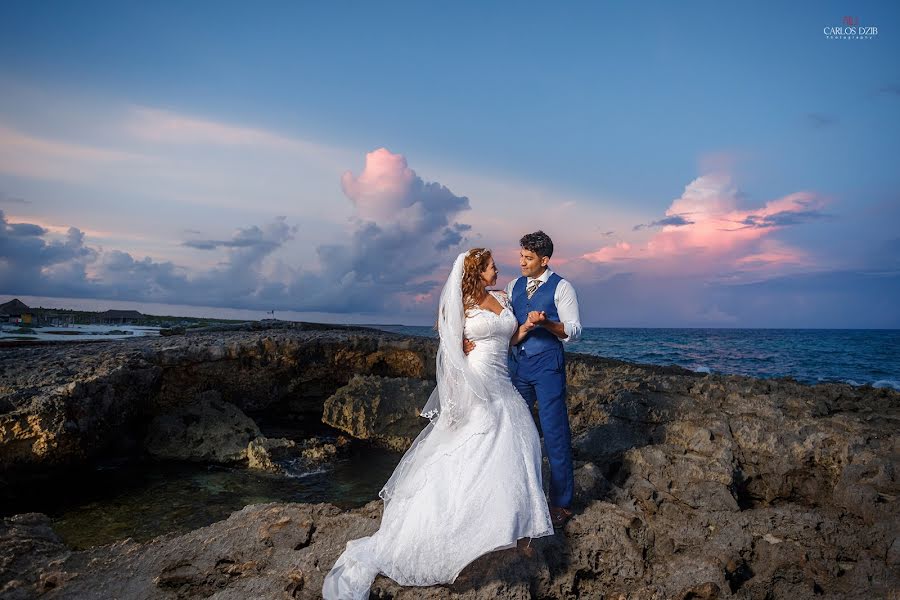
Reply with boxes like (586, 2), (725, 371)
(509, 347), (574, 509)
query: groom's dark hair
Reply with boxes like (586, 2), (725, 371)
(520, 231), (553, 258)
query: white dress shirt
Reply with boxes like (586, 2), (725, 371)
(504, 268), (582, 343)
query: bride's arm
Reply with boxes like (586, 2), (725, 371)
(510, 320), (535, 345)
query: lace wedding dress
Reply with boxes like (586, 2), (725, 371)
(322, 252), (553, 599)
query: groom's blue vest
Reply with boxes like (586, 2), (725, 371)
(511, 273), (563, 356)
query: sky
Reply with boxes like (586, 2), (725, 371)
(1, 1), (899, 327)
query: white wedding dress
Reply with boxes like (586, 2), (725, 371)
(323, 253), (553, 599)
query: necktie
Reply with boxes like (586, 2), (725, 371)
(526, 278), (541, 299)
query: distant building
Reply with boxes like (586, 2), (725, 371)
(99, 309), (145, 325)
(38, 311), (76, 326)
(0, 299), (33, 325)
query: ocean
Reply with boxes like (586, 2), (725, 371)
(370, 326), (900, 391)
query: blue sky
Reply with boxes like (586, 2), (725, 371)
(1, 1), (898, 326)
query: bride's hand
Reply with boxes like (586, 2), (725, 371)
(463, 337), (476, 355)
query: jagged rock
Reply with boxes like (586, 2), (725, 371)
(248, 436), (350, 473)
(299, 436), (350, 463)
(246, 436), (298, 472)
(0, 326), (437, 471)
(573, 461), (615, 507)
(322, 375), (434, 451)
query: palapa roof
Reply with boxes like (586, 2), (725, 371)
(0, 299), (31, 315)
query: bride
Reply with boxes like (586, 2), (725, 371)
(322, 248), (554, 599)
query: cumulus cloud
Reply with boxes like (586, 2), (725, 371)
(0, 209), (298, 308)
(182, 220), (295, 251)
(340, 148), (469, 230)
(290, 148), (473, 312)
(0, 209), (97, 296)
(583, 174), (825, 279)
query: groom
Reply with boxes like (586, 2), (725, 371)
(507, 231), (581, 528)
(465, 231), (582, 528)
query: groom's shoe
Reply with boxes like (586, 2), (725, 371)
(550, 506), (573, 530)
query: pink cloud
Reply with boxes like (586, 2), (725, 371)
(340, 148), (418, 222)
(582, 241), (633, 263)
(582, 173), (824, 278)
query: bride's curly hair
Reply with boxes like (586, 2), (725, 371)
(461, 248), (492, 311)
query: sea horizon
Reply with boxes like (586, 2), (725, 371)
(5, 295), (899, 331)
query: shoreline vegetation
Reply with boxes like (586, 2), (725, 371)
(1, 322), (897, 598)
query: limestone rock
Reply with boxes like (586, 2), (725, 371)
(322, 375), (434, 451)
(247, 436), (350, 473)
(0, 325), (437, 471)
(143, 391), (261, 463)
(2, 326), (898, 598)
(245, 436), (297, 472)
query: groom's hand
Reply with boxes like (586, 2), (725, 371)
(528, 310), (547, 325)
(463, 337), (476, 355)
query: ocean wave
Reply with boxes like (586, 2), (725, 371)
(873, 379), (900, 391)
(692, 365), (712, 374)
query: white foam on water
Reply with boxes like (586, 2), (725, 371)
(873, 379), (900, 391)
(0, 323), (161, 342)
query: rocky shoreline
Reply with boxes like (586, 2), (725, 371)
(1, 323), (897, 599)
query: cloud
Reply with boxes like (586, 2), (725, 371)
(0, 208), (298, 308)
(0, 209), (97, 296)
(0, 150), (473, 316)
(340, 148), (469, 228)
(582, 173), (826, 279)
(739, 201), (828, 228)
(581, 241), (634, 263)
(633, 214), (695, 231)
(292, 148), (474, 312)
(6, 222), (46, 237)
(182, 220), (295, 251)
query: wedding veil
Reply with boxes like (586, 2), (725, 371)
(420, 250), (491, 427)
